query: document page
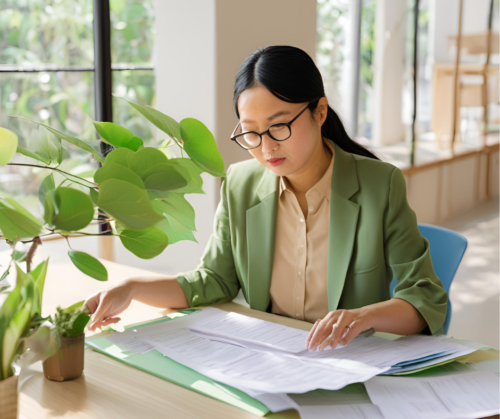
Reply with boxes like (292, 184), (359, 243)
(290, 335), (470, 370)
(365, 371), (500, 419)
(141, 325), (388, 394)
(286, 385), (384, 419)
(190, 310), (310, 353)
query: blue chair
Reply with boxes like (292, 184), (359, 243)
(390, 223), (468, 334)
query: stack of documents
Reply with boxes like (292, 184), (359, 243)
(103, 308), (482, 397)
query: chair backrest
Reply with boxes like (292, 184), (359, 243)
(390, 223), (468, 334)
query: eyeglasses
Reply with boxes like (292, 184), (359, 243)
(230, 103), (310, 150)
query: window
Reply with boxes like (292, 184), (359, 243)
(0, 0), (156, 208)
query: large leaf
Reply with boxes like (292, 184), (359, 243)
(93, 121), (143, 151)
(11, 116), (104, 164)
(68, 250), (108, 281)
(0, 127), (18, 166)
(143, 164), (187, 192)
(151, 193), (196, 231)
(2, 300), (32, 378)
(129, 147), (169, 179)
(44, 187), (94, 231)
(119, 226), (169, 259)
(119, 97), (182, 141)
(30, 259), (49, 317)
(0, 285), (22, 380)
(168, 158), (205, 194)
(63, 300), (85, 313)
(0, 196), (43, 240)
(2, 196), (44, 228)
(38, 173), (55, 206)
(27, 126), (62, 164)
(179, 118), (225, 177)
(16, 146), (51, 165)
(156, 214), (197, 245)
(94, 163), (145, 189)
(97, 179), (164, 230)
(103, 147), (135, 168)
(65, 312), (91, 337)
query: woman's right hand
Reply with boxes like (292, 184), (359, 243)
(84, 280), (136, 332)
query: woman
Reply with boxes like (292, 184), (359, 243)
(85, 46), (447, 352)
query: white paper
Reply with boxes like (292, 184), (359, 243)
(190, 310), (310, 353)
(143, 328), (388, 394)
(365, 371), (500, 419)
(286, 385), (384, 419)
(467, 359), (500, 375)
(383, 347), (477, 374)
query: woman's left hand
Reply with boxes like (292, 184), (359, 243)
(305, 308), (374, 351)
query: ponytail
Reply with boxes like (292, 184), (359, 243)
(320, 105), (379, 160)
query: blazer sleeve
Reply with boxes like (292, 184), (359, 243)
(175, 167), (240, 307)
(383, 167), (448, 335)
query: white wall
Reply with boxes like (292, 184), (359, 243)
(430, 0), (498, 65)
(119, 0), (317, 276)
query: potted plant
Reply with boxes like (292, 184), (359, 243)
(0, 255), (57, 419)
(42, 301), (91, 381)
(0, 98), (225, 392)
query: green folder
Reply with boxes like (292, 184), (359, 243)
(85, 309), (270, 416)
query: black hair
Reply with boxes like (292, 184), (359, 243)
(233, 45), (379, 160)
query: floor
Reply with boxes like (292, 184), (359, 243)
(441, 199), (499, 349)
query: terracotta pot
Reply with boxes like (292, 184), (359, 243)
(0, 372), (19, 419)
(42, 333), (85, 382)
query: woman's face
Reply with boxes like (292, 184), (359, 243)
(236, 85), (328, 177)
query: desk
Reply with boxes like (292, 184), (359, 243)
(18, 259), (499, 419)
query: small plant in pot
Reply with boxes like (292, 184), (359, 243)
(42, 301), (91, 381)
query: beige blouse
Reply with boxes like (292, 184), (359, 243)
(269, 139), (335, 323)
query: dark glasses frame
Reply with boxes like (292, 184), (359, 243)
(230, 103), (311, 150)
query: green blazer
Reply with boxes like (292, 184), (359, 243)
(176, 140), (448, 334)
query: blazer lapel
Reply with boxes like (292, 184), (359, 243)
(246, 168), (279, 311)
(327, 141), (360, 311)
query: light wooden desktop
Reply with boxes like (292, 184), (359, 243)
(18, 259), (498, 419)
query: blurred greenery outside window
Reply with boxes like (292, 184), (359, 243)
(0, 0), (156, 217)
(316, 0), (376, 140)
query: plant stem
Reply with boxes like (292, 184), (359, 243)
(7, 163), (97, 188)
(25, 237), (42, 273)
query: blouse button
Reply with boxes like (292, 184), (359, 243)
(299, 217), (304, 223)
(309, 206), (314, 212)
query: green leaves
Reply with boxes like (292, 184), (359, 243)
(21, 126), (62, 165)
(119, 97), (182, 141)
(168, 159), (204, 194)
(97, 179), (164, 230)
(119, 226), (169, 259)
(68, 251), (108, 281)
(180, 118), (225, 177)
(53, 302), (91, 338)
(118, 97), (225, 178)
(143, 163), (187, 191)
(94, 163), (145, 189)
(93, 121), (144, 151)
(0, 196), (43, 240)
(0, 127), (18, 166)
(38, 173), (55, 206)
(44, 187), (94, 231)
(151, 193), (196, 231)
(11, 116), (104, 164)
